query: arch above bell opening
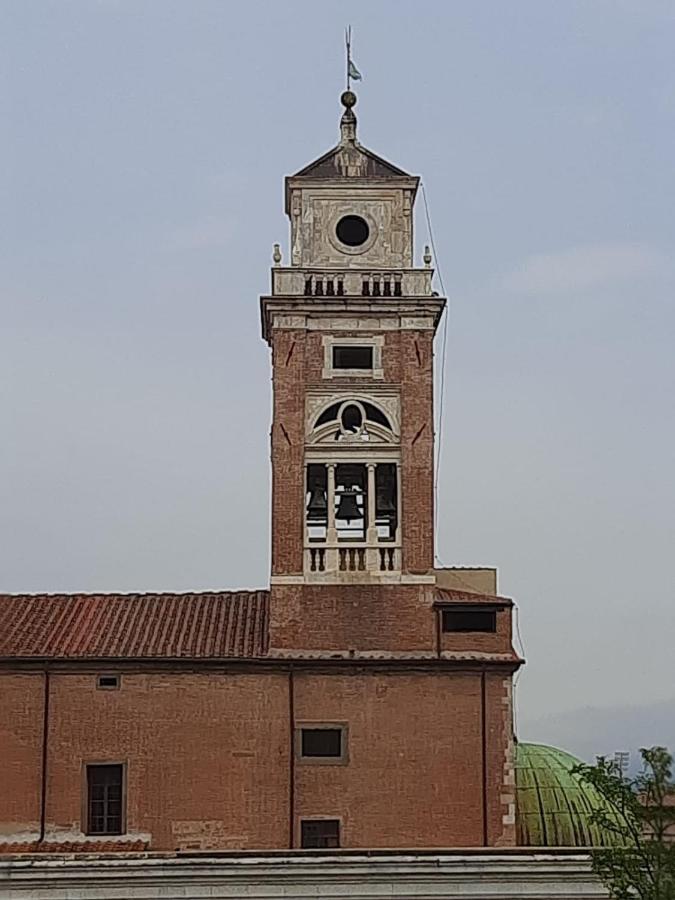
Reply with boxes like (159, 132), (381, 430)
(306, 392), (400, 440)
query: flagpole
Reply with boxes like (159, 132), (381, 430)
(346, 25), (351, 91)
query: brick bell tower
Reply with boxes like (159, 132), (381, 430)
(261, 90), (446, 655)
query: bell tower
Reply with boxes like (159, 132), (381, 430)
(262, 92), (445, 654)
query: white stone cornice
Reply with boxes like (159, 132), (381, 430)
(0, 851), (608, 899)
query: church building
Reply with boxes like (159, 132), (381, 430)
(0, 91), (524, 853)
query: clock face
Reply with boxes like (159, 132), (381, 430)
(336, 215), (369, 247)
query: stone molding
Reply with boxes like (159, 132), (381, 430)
(0, 851), (607, 899)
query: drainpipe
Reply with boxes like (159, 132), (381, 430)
(38, 668), (51, 844)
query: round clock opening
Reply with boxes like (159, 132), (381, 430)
(335, 215), (370, 247)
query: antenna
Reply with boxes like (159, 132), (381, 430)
(613, 751), (630, 778)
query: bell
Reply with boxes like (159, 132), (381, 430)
(335, 490), (361, 523)
(306, 488), (327, 521)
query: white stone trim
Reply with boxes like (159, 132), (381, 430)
(0, 851), (607, 899)
(401, 315), (435, 330)
(273, 314), (307, 329)
(322, 334), (384, 380)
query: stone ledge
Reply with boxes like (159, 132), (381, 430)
(0, 850), (608, 899)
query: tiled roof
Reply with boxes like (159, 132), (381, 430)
(0, 839), (149, 854)
(434, 588), (513, 607)
(0, 591), (269, 660)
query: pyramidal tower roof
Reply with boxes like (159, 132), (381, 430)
(285, 91), (419, 214)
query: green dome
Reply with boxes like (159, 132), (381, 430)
(516, 742), (618, 847)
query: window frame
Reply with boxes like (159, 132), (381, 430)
(300, 817), (341, 849)
(322, 335), (384, 380)
(83, 761), (127, 836)
(96, 674), (121, 691)
(295, 722), (349, 766)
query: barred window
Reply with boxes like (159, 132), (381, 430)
(86, 764), (124, 835)
(301, 818), (340, 848)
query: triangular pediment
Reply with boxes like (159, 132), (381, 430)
(293, 142), (412, 180)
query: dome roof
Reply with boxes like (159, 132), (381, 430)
(516, 742), (618, 846)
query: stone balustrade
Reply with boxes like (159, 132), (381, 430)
(272, 268), (433, 298)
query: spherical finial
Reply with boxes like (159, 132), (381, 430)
(341, 90), (357, 109)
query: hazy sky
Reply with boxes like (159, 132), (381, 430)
(2, 1), (674, 760)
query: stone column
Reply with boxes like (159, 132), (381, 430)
(366, 463), (377, 544)
(326, 464), (337, 543)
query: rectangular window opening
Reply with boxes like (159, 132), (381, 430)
(332, 345), (373, 370)
(301, 727), (343, 759)
(97, 674), (120, 690)
(301, 819), (340, 849)
(441, 608), (497, 633)
(86, 764), (124, 835)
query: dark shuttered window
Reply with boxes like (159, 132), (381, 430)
(301, 818), (340, 848)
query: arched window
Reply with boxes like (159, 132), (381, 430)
(310, 399), (394, 444)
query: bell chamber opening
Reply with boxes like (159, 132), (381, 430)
(305, 462), (398, 544)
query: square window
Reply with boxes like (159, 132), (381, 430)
(86, 764), (124, 835)
(301, 727), (342, 758)
(332, 346), (373, 370)
(441, 608), (497, 633)
(301, 819), (340, 849)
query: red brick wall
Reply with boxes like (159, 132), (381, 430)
(269, 583), (437, 654)
(0, 667), (515, 850)
(270, 329), (307, 575)
(439, 606), (514, 656)
(400, 330), (434, 572)
(293, 670), (486, 847)
(485, 672), (517, 846)
(269, 326), (436, 579)
(14, 672), (291, 850)
(0, 674), (44, 835)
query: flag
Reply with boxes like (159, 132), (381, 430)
(348, 60), (362, 81)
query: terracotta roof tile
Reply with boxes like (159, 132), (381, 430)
(0, 592), (269, 660)
(434, 588), (513, 607)
(0, 839), (149, 854)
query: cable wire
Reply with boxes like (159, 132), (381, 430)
(420, 181), (449, 564)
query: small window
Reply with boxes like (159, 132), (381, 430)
(301, 819), (340, 849)
(332, 346), (373, 370)
(301, 728), (343, 759)
(86, 764), (124, 835)
(97, 674), (120, 690)
(441, 608), (497, 633)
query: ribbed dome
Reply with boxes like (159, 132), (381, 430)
(516, 742), (618, 846)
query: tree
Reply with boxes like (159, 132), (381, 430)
(572, 746), (675, 899)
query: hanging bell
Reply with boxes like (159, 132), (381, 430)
(335, 490), (361, 523)
(306, 488), (327, 521)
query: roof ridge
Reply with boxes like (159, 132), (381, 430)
(0, 589), (269, 600)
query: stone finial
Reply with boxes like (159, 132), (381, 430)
(340, 90), (358, 144)
(423, 245), (432, 268)
(272, 243), (282, 266)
